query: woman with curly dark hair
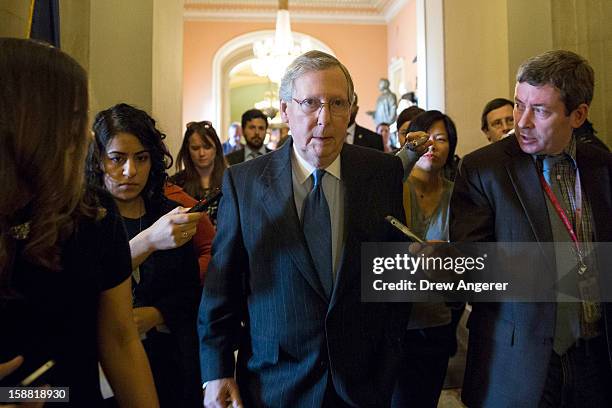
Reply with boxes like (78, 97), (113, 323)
(170, 121), (227, 226)
(87, 103), (203, 407)
(0, 39), (158, 406)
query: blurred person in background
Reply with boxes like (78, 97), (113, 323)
(222, 122), (242, 155)
(170, 121), (227, 227)
(376, 122), (392, 152)
(226, 109), (271, 165)
(396, 106), (425, 148)
(481, 98), (514, 143)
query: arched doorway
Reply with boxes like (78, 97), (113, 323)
(212, 30), (333, 136)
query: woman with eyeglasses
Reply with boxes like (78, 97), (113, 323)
(0, 39), (158, 407)
(170, 121), (227, 227)
(86, 103), (203, 407)
(392, 110), (460, 408)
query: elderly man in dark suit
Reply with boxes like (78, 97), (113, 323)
(451, 50), (612, 407)
(198, 50), (409, 407)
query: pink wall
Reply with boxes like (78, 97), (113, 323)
(387, 1), (417, 95)
(183, 20), (388, 130)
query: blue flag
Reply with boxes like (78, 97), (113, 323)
(29, 0), (60, 48)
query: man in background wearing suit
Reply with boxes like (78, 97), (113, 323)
(480, 97), (515, 143)
(451, 50), (612, 406)
(222, 121), (243, 155)
(198, 50), (409, 407)
(225, 109), (271, 165)
(345, 93), (384, 151)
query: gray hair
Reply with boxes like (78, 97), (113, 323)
(279, 50), (355, 105)
(516, 50), (594, 114)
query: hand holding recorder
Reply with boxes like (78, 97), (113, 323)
(403, 131), (433, 155)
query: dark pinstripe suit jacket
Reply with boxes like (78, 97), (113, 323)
(198, 139), (410, 407)
(450, 136), (612, 407)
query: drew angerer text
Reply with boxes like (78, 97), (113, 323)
(372, 279), (509, 293)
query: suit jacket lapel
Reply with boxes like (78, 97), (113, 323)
(330, 145), (366, 306)
(504, 139), (553, 243)
(503, 138), (560, 277)
(354, 125), (362, 143)
(260, 140), (328, 301)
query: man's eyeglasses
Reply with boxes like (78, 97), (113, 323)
(292, 98), (350, 115)
(490, 117), (514, 129)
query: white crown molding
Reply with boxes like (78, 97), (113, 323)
(185, 10), (386, 24)
(186, 0), (382, 8)
(383, 0), (409, 22)
(183, 0), (408, 24)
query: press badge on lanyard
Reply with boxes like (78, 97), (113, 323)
(538, 167), (601, 325)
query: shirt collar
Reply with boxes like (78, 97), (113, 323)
(532, 136), (577, 169)
(245, 144), (266, 157)
(564, 136), (577, 167)
(291, 143), (342, 185)
(346, 122), (356, 138)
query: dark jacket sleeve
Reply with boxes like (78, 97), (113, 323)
(150, 240), (201, 332)
(133, 198), (202, 332)
(449, 156), (495, 243)
(198, 169), (249, 382)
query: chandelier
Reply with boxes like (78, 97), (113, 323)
(251, 0), (312, 83)
(255, 89), (280, 120)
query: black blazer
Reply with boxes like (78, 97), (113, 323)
(198, 139), (410, 407)
(353, 124), (384, 151)
(225, 146), (272, 166)
(450, 136), (612, 407)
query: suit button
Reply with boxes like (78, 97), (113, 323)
(320, 359), (327, 368)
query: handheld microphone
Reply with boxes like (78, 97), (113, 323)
(385, 215), (425, 243)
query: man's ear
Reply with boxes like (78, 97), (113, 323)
(570, 103), (589, 129)
(482, 129), (492, 143)
(280, 100), (290, 123)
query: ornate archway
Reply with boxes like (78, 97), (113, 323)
(211, 31), (334, 134)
